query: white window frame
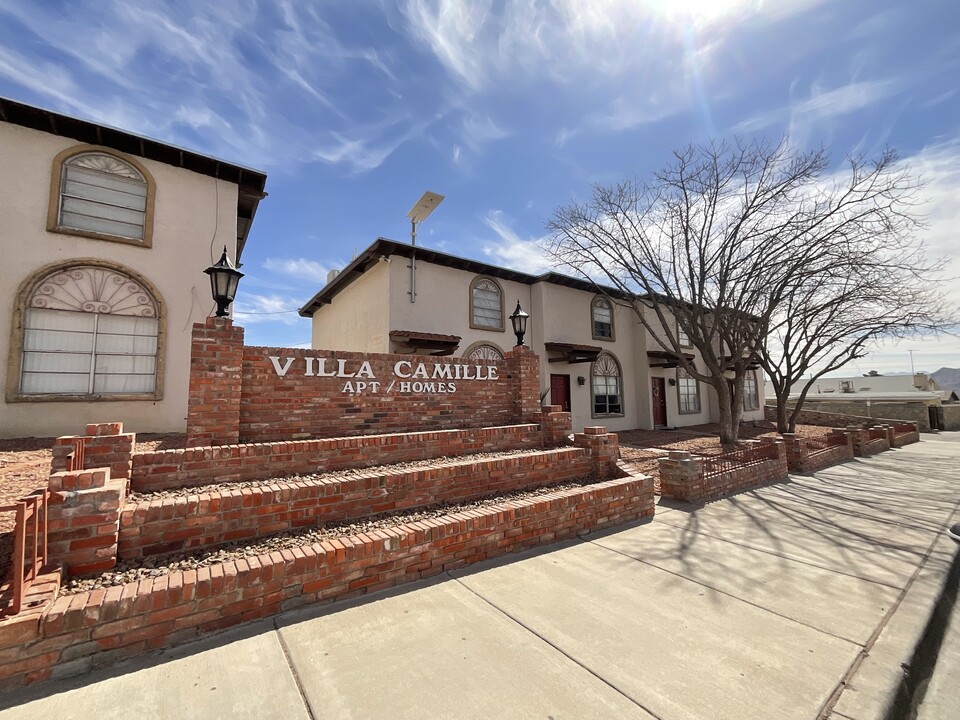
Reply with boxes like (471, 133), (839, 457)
(591, 352), (624, 418)
(591, 297), (614, 341)
(677, 368), (701, 414)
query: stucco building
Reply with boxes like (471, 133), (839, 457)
(0, 97), (267, 438)
(299, 238), (765, 433)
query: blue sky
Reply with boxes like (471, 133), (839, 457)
(1, 0), (958, 375)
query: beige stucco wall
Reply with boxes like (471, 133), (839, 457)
(311, 261), (390, 353)
(0, 122), (239, 438)
(306, 254), (766, 434)
(387, 259), (527, 359)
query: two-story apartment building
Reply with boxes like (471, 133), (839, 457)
(299, 238), (765, 433)
(0, 98), (267, 438)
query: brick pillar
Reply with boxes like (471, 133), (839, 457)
(51, 422), (134, 479)
(573, 426), (619, 479)
(505, 344), (541, 424)
(779, 433), (807, 472)
(833, 427), (865, 456)
(540, 405), (572, 447)
(186, 317), (245, 447)
(658, 450), (704, 502)
(47, 466), (126, 576)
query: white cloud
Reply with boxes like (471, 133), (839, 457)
(232, 293), (305, 325)
(733, 78), (902, 136)
(263, 258), (336, 285)
(481, 211), (552, 274)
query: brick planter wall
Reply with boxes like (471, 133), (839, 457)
(131, 420), (567, 493)
(0, 476), (654, 689)
(659, 442), (788, 503)
(781, 434), (854, 473)
(119, 447), (593, 560)
(892, 423), (921, 447)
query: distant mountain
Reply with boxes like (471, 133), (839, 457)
(932, 367), (960, 395)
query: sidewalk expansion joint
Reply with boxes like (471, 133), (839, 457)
(449, 572), (665, 720)
(650, 515), (907, 590)
(815, 497), (960, 720)
(585, 537), (865, 646)
(272, 621), (319, 720)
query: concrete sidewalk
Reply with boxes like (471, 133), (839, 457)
(1, 434), (958, 719)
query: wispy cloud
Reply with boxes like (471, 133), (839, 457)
(263, 258), (336, 285)
(233, 293), (305, 325)
(481, 211), (552, 274)
(733, 78), (902, 136)
(0, 1), (432, 172)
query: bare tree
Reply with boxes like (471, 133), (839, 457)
(762, 237), (953, 433)
(545, 138), (950, 444)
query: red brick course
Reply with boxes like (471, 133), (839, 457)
(0, 476), (654, 688)
(119, 447), (594, 560)
(131, 421), (566, 493)
(892, 423), (921, 447)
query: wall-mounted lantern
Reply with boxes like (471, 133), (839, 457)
(204, 246), (244, 317)
(509, 300), (529, 346)
(577, 376), (586, 386)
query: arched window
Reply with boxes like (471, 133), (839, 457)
(464, 343), (504, 362)
(591, 296), (614, 340)
(469, 277), (504, 331)
(16, 263), (162, 398)
(591, 352), (623, 417)
(49, 148), (153, 247)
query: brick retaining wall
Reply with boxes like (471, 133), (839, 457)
(0, 475), (654, 688)
(659, 442), (788, 503)
(131, 421), (564, 493)
(119, 447), (593, 560)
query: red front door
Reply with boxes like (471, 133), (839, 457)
(550, 374), (571, 412)
(652, 377), (667, 427)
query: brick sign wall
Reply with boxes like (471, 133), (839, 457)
(187, 318), (541, 446)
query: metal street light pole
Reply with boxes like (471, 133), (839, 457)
(405, 191), (444, 303)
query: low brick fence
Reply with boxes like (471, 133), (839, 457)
(0, 475), (654, 688)
(119, 447), (595, 560)
(132, 417), (569, 493)
(781, 433), (854, 473)
(659, 441), (788, 503)
(892, 423), (921, 447)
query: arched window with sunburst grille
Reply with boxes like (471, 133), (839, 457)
(15, 263), (163, 398)
(48, 147), (155, 247)
(591, 352), (623, 417)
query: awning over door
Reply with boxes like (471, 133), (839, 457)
(646, 350), (695, 368)
(545, 342), (602, 364)
(389, 330), (461, 356)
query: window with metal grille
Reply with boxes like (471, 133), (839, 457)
(57, 152), (148, 242)
(470, 277), (503, 330)
(677, 368), (701, 414)
(592, 297), (613, 340)
(19, 265), (160, 397)
(592, 352), (623, 416)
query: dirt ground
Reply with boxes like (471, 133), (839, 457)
(0, 434), (185, 533)
(617, 421), (834, 482)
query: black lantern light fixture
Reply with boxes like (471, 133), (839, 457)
(204, 246), (244, 317)
(509, 300), (529, 346)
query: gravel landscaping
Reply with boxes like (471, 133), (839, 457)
(61, 478), (599, 595)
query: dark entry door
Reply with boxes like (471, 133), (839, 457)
(652, 377), (667, 427)
(550, 374), (571, 412)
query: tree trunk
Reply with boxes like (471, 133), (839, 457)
(716, 382), (737, 447)
(775, 393), (790, 434)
